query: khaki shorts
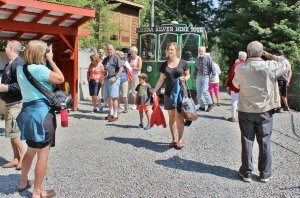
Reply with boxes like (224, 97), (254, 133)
(128, 75), (139, 97)
(4, 102), (22, 139)
(120, 81), (129, 98)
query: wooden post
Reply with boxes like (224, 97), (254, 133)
(72, 35), (79, 110)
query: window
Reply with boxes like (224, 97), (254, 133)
(159, 33), (178, 61)
(140, 34), (156, 61)
(181, 34), (200, 61)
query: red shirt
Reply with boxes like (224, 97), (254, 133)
(226, 60), (245, 92)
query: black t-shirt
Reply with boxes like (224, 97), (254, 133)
(159, 59), (189, 96)
(102, 54), (122, 79)
(135, 83), (151, 105)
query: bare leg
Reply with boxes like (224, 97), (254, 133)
(123, 97), (128, 111)
(216, 94), (220, 104)
(11, 138), (25, 168)
(139, 110), (143, 125)
(281, 96), (289, 108)
(19, 147), (37, 189)
(175, 110), (184, 144)
(168, 110), (176, 142)
(10, 139), (19, 163)
(145, 109), (150, 125)
(32, 145), (50, 198)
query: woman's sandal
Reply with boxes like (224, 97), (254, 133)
(175, 142), (184, 149)
(18, 180), (34, 192)
(32, 189), (56, 198)
(169, 141), (177, 148)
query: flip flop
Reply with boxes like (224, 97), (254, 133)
(18, 180), (34, 192)
(169, 141), (177, 148)
(3, 161), (18, 168)
(41, 189), (56, 198)
(175, 142), (184, 149)
(16, 163), (22, 170)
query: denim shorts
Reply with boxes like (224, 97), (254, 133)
(103, 77), (121, 99)
(88, 80), (102, 96)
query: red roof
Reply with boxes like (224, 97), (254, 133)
(0, 0), (95, 41)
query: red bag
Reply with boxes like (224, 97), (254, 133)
(126, 70), (134, 83)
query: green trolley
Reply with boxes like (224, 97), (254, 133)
(137, 22), (208, 93)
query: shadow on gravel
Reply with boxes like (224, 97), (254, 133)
(0, 174), (27, 196)
(106, 123), (139, 129)
(0, 156), (9, 166)
(69, 113), (100, 120)
(200, 115), (227, 121)
(155, 156), (239, 180)
(105, 137), (171, 153)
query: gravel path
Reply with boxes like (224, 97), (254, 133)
(0, 91), (299, 198)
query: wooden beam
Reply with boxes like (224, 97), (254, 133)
(73, 16), (90, 27)
(31, 10), (50, 23)
(52, 13), (72, 26)
(13, 32), (23, 39)
(58, 34), (74, 50)
(8, 6), (25, 20)
(0, 37), (30, 41)
(5, 0), (95, 17)
(34, 33), (44, 40)
(0, 8), (77, 22)
(0, 19), (90, 37)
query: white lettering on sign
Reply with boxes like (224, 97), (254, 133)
(137, 26), (205, 33)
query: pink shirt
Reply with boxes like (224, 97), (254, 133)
(87, 63), (104, 82)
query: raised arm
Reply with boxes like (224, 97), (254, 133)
(46, 49), (65, 84)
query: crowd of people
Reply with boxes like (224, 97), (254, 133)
(0, 38), (292, 197)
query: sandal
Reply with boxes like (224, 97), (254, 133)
(18, 179), (34, 192)
(123, 109), (128, 113)
(169, 141), (177, 148)
(41, 189), (56, 198)
(175, 142), (184, 149)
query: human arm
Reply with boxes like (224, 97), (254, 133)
(132, 57), (142, 71)
(263, 51), (288, 78)
(152, 72), (166, 97)
(46, 49), (65, 84)
(125, 61), (132, 72)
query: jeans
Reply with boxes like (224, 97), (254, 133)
(196, 75), (213, 108)
(238, 111), (273, 178)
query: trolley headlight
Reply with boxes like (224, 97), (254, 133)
(146, 65), (152, 73)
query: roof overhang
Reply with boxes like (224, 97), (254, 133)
(110, 0), (144, 9)
(0, 0), (95, 41)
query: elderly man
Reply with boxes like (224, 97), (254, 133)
(233, 41), (288, 183)
(102, 44), (123, 122)
(1, 40), (25, 170)
(193, 47), (215, 112)
(226, 51), (247, 122)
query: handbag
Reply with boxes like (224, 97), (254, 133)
(126, 70), (134, 83)
(180, 81), (198, 121)
(23, 65), (72, 111)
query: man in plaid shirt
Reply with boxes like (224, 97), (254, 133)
(193, 47), (215, 112)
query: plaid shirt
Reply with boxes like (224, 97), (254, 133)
(194, 55), (215, 77)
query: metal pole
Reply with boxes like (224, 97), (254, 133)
(151, 0), (154, 27)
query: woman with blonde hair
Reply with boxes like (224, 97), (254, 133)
(152, 42), (190, 149)
(87, 53), (104, 112)
(129, 46), (142, 109)
(16, 40), (64, 198)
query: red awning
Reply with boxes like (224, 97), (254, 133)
(0, 0), (95, 41)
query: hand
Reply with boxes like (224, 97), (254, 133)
(262, 50), (272, 59)
(109, 77), (117, 84)
(152, 91), (157, 98)
(0, 84), (8, 92)
(45, 48), (54, 62)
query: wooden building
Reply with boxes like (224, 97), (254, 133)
(109, 0), (144, 47)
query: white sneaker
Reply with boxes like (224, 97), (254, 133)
(131, 105), (137, 110)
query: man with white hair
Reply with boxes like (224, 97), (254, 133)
(233, 41), (288, 183)
(0, 40), (25, 170)
(226, 51), (247, 122)
(193, 47), (215, 112)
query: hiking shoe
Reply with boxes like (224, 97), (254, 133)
(206, 104), (213, 112)
(239, 172), (252, 182)
(197, 107), (205, 111)
(93, 108), (97, 113)
(227, 117), (235, 122)
(260, 175), (271, 183)
(138, 124), (143, 128)
(144, 125), (151, 130)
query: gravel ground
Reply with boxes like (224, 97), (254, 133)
(0, 91), (299, 198)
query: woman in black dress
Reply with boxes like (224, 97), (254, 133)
(152, 42), (190, 149)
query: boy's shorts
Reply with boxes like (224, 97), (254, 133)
(137, 105), (151, 111)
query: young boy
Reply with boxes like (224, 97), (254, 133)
(135, 73), (151, 130)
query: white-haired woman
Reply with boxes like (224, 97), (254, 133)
(16, 40), (64, 198)
(226, 51), (247, 122)
(128, 46), (142, 109)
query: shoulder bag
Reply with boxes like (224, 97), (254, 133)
(23, 65), (72, 111)
(180, 81), (198, 121)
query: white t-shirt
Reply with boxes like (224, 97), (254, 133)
(210, 63), (221, 83)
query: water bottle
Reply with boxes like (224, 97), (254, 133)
(60, 102), (68, 127)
